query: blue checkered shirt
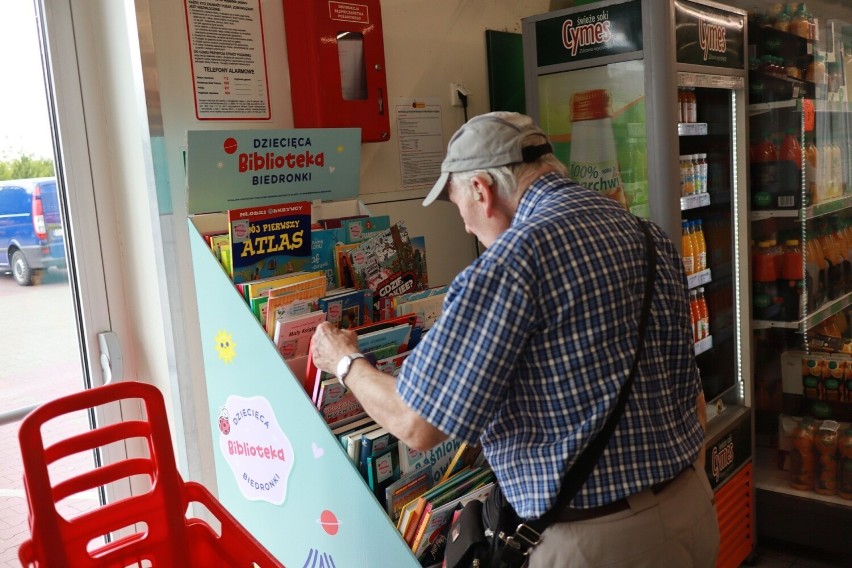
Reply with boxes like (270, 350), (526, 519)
(396, 173), (704, 519)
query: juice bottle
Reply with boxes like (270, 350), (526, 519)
(790, 417), (816, 491)
(753, 240), (780, 320)
(683, 88), (697, 123)
(838, 427), (852, 499)
(751, 133), (779, 208)
(682, 219), (695, 275)
(696, 153), (708, 193)
(689, 289), (700, 343)
(780, 129), (803, 170)
(694, 219), (707, 272)
(790, 3), (812, 39)
(780, 239), (804, 321)
(677, 89), (686, 123)
(696, 286), (710, 340)
(805, 135), (819, 204)
(814, 419), (840, 495)
(806, 236), (827, 310)
(817, 223), (843, 300)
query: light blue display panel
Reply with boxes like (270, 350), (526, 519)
(189, 223), (418, 568)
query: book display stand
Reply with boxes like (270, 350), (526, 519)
(186, 128), (420, 566)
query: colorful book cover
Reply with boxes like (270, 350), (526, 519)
(334, 242), (359, 288)
(264, 274), (328, 336)
(346, 222), (429, 309)
(367, 442), (401, 509)
(373, 350), (411, 378)
(341, 215), (391, 244)
(358, 427), (398, 480)
(385, 465), (434, 524)
(273, 310), (327, 360)
(314, 378), (367, 428)
(341, 422), (383, 462)
(409, 234), (429, 289)
(242, 270), (324, 302)
(319, 288), (374, 329)
(413, 478), (495, 561)
(227, 201), (312, 284)
(398, 438), (464, 481)
(394, 291), (447, 332)
(310, 228), (344, 288)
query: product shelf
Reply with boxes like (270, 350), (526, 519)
(681, 192), (711, 211)
(752, 290), (852, 332)
(754, 447), (850, 508)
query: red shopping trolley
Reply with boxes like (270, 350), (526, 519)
(17, 380), (285, 567)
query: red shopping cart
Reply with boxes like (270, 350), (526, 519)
(17, 380), (285, 567)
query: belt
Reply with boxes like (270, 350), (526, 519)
(557, 468), (687, 523)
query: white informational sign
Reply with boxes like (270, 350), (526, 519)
(395, 98), (444, 189)
(185, 0), (270, 120)
(218, 394), (294, 504)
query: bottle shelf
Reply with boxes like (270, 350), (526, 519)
(687, 268), (712, 290)
(681, 192), (711, 211)
(754, 447), (851, 508)
(752, 290), (852, 332)
(694, 334), (713, 356)
(750, 193), (852, 222)
(677, 122), (708, 136)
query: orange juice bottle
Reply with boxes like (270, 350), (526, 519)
(693, 219), (707, 272)
(682, 219), (695, 275)
(818, 223), (844, 300)
(806, 236), (827, 310)
(814, 420), (840, 495)
(689, 289), (700, 343)
(838, 427), (852, 499)
(790, 417), (816, 491)
(696, 286), (710, 340)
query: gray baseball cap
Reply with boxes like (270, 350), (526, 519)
(422, 111), (553, 206)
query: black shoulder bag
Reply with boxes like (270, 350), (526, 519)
(445, 219), (658, 568)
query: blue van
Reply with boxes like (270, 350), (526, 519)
(0, 177), (66, 285)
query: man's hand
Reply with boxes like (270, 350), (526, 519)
(310, 321), (359, 375)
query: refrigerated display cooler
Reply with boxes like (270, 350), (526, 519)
(522, 1), (754, 566)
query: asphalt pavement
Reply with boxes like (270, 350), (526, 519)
(0, 267), (97, 566)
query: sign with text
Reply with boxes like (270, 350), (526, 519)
(186, 128), (361, 214)
(184, 0), (271, 120)
(534, 0), (642, 67)
(674, 0), (745, 69)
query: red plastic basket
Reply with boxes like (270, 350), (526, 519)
(17, 380), (285, 567)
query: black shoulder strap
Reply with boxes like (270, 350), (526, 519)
(494, 219), (657, 566)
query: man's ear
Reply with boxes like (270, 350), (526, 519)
(470, 174), (494, 211)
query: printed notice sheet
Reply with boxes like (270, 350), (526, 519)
(185, 0), (270, 120)
(395, 98), (443, 189)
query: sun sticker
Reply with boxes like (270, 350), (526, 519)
(214, 330), (236, 363)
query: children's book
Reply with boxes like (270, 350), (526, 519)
(339, 421), (383, 462)
(358, 427), (398, 479)
(264, 273), (327, 336)
(309, 227), (344, 288)
(241, 270), (322, 302)
(303, 314), (417, 397)
(334, 242), (360, 288)
(403, 467), (490, 547)
(273, 310), (327, 360)
(413, 480), (496, 562)
(319, 287), (374, 329)
(384, 465), (434, 524)
(340, 215), (391, 244)
(345, 222), (429, 309)
(373, 349), (411, 378)
(398, 438), (464, 481)
(313, 378), (367, 429)
(366, 442), (401, 509)
(227, 201), (312, 284)
(394, 288), (447, 332)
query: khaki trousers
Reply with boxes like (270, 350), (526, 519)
(528, 465), (720, 568)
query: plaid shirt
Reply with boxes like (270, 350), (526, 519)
(397, 173), (704, 519)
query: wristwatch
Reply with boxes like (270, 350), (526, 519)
(336, 352), (366, 386)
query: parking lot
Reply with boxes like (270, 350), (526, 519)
(0, 267), (96, 566)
